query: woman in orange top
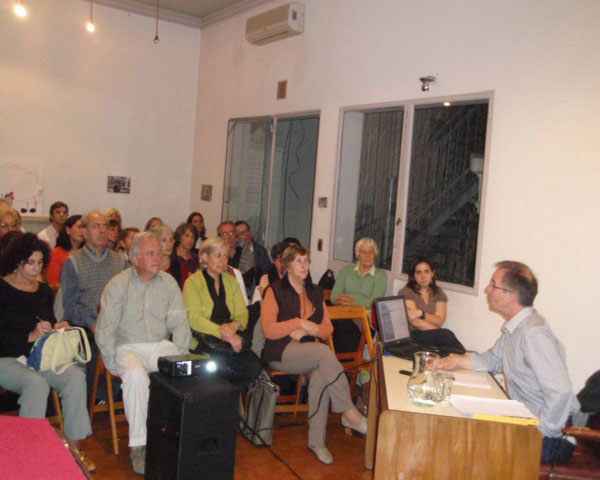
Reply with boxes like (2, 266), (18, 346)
(46, 215), (84, 288)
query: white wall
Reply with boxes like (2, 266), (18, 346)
(0, 0), (200, 229)
(192, 0), (600, 391)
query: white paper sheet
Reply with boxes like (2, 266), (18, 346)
(450, 394), (537, 419)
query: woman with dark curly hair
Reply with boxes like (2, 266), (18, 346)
(186, 211), (207, 247)
(0, 233), (92, 449)
(46, 214), (84, 288)
(397, 256), (465, 350)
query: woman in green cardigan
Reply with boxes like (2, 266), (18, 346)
(182, 237), (262, 387)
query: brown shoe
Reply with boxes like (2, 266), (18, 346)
(130, 446), (146, 475)
(75, 448), (96, 472)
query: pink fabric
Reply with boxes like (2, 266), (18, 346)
(0, 416), (86, 479)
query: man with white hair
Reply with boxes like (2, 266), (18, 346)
(96, 232), (191, 475)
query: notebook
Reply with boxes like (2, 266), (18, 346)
(374, 296), (457, 360)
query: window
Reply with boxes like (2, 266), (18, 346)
(223, 114), (319, 248)
(333, 96), (490, 289)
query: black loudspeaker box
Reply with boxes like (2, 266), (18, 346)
(145, 372), (239, 480)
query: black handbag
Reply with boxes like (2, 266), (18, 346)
(191, 331), (251, 355)
(240, 373), (279, 446)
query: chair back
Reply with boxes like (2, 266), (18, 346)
(326, 305), (374, 363)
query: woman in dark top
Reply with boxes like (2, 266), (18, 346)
(0, 233), (92, 445)
(173, 223), (199, 288)
(182, 237), (262, 387)
(398, 256), (464, 350)
(261, 244), (367, 465)
(187, 211), (207, 248)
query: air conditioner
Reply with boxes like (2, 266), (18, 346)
(245, 3), (305, 46)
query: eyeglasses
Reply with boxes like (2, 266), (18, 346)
(0, 222), (18, 229)
(141, 250), (162, 257)
(219, 231), (236, 237)
(488, 280), (513, 293)
(293, 257), (310, 266)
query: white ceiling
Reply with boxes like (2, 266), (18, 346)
(90, 0), (275, 28)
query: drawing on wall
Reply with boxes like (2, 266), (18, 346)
(0, 158), (43, 216)
(107, 176), (131, 194)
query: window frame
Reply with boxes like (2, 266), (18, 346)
(329, 91), (494, 295)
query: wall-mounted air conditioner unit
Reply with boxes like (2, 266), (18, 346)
(245, 3), (305, 46)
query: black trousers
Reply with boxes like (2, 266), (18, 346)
(411, 328), (466, 353)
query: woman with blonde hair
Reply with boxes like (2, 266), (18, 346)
(183, 237), (262, 387)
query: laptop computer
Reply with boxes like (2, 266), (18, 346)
(374, 296), (459, 360)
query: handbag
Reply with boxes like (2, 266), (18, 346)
(27, 326), (92, 374)
(191, 331), (251, 355)
(240, 372), (279, 446)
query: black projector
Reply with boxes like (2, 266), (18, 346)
(158, 354), (218, 378)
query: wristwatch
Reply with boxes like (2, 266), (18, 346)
(234, 321), (244, 331)
(419, 310), (426, 319)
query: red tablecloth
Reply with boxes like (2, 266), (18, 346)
(0, 416), (86, 479)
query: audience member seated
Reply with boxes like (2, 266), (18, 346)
(217, 220), (239, 262)
(0, 205), (20, 240)
(106, 219), (121, 251)
(37, 201), (69, 250)
(261, 244), (367, 465)
(58, 211), (128, 401)
(144, 217), (163, 232)
(151, 224), (183, 288)
(182, 237), (262, 388)
(331, 237), (387, 317)
(116, 227), (140, 262)
(253, 241), (287, 303)
(234, 220), (272, 297)
(187, 211), (207, 248)
(96, 232), (191, 475)
(46, 215), (84, 289)
(0, 233), (92, 448)
(105, 208), (122, 229)
(398, 256), (464, 350)
(173, 223), (199, 287)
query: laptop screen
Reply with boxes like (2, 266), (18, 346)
(375, 296), (411, 343)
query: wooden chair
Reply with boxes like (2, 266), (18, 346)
(539, 413), (600, 479)
(266, 369), (308, 422)
(0, 387), (63, 431)
(323, 289), (332, 302)
(326, 305), (374, 397)
(88, 355), (126, 454)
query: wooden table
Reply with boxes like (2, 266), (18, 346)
(365, 347), (542, 480)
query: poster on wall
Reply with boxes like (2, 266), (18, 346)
(0, 158), (43, 216)
(107, 176), (131, 194)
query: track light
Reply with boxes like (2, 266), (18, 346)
(153, 0), (160, 43)
(86, 0), (95, 32)
(14, 1), (27, 17)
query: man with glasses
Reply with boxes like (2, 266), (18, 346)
(436, 261), (578, 466)
(96, 232), (191, 475)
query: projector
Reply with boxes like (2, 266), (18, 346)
(158, 354), (218, 378)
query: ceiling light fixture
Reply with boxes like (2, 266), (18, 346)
(86, 0), (95, 32)
(14, 1), (27, 17)
(153, 0), (160, 43)
(419, 75), (437, 92)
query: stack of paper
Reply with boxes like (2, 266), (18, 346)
(450, 395), (539, 425)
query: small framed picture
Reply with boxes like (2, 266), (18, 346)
(201, 184), (212, 201)
(107, 176), (131, 194)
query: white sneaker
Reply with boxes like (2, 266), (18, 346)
(308, 445), (333, 464)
